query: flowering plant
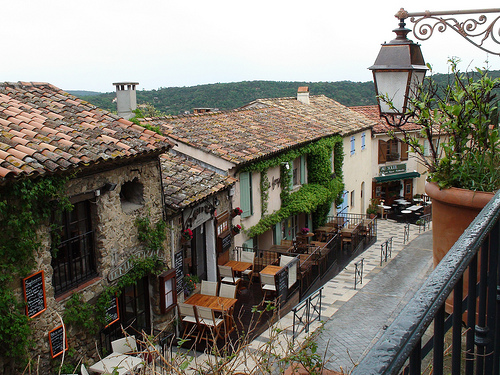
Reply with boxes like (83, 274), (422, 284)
(183, 274), (199, 295)
(232, 224), (242, 234)
(301, 227), (309, 234)
(182, 228), (193, 241)
(233, 207), (243, 215)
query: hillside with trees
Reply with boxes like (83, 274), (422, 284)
(75, 70), (500, 116)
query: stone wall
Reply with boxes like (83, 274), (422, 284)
(8, 158), (173, 373)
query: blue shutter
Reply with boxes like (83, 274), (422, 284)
(361, 132), (366, 150)
(240, 172), (252, 217)
(350, 136), (355, 155)
(300, 155), (306, 184)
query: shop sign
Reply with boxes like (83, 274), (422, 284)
(379, 164), (406, 176)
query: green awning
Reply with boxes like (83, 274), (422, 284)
(374, 171), (420, 183)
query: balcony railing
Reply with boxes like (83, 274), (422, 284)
(353, 191), (500, 374)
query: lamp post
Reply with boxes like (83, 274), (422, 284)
(370, 8), (500, 126)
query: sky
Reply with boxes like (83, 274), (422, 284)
(3, 0), (500, 93)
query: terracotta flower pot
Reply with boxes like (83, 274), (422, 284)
(426, 181), (494, 314)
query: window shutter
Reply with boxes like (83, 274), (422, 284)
(274, 224), (282, 246)
(361, 132), (366, 150)
(400, 142), (408, 160)
(300, 155), (306, 184)
(378, 140), (387, 164)
(239, 172), (252, 217)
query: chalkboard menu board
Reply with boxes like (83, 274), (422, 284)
(175, 251), (184, 294)
(218, 233), (232, 253)
(104, 296), (119, 328)
(49, 325), (67, 358)
(22, 270), (47, 318)
(276, 268), (288, 302)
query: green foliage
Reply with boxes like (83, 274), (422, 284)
(0, 176), (71, 363)
(389, 60), (500, 192)
(244, 136), (344, 237)
(129, 108), (163, 135)
(135, 216), (167, 251)
(260, 172), (270, 216)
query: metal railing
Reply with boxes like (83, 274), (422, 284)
(403, 223), (410, 244)
(292, 287), (323, 343)
(353, 191), (500, 374)
(380, 237), (393, 266)
(418, 213), (432, 233)
(354, 258), (364, 290)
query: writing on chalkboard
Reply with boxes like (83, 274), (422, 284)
(49, 325), (67, 358)
(175, 251), (184, 294)
(23, 270), (47, 318)
(104, 296), (119, 328)
(276, 268), (288, 303)
(219, 233), (231, 253)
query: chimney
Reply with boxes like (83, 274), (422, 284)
(113, 82), (139, 120)
(297, 86), (310, 105)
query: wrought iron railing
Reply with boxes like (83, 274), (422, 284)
(354, 258), (364, 290)
(292, 287), (323, 343)
(353, 191), (500, 374)
(380, 237), (393, 266)
(418, 213), (432, 233)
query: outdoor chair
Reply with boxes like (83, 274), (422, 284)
(111, 335), (138, 355)
(197, 306), (224, 345)
(201, 280), (218, 296)
(177, 303), (200, 343)
(218, 265), (241, 287)
(240, 251), (255, 287)
(260, 272), (277, 299)
(81, 364), (90, 375)
(219, 283), (237, 299)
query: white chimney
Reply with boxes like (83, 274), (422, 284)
(113, 82), (138, 120)
(297, 86), (310, 105)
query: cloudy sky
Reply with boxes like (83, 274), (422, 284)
(4, 0), (499, 92)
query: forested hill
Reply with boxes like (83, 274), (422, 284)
(75, 70), (500, 116)
(76, 81), (377, 116)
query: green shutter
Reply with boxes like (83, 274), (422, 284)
(240, 172), (252, 217)
(274, 224), (282, 245)
(300, 155), (306, 184)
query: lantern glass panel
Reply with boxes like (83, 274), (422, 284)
(374, 71), (410, 114)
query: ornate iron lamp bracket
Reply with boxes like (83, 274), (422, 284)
(396, 8), (500, 56)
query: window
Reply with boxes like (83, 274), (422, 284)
(52, 200), (97, 295)
(120, 178), (144, 213)
(350, 190), (355, 208)
(350, 136), (355, 155)
(300, 155), (306, 184)
(386, 139), (400, 161)
(361, 132), (366, 150)
(159, 269), (177, 314)
(292, 158), (299, 186)
(239, 172), (253, 217)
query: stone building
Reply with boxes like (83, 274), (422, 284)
(0, 82), (173, 373)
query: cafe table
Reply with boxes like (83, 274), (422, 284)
(89, 353), (144, 374)
(260, 265), (282, 276)
(224, 260), (252, 273)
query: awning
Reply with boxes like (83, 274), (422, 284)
(374, 171), (420, 183)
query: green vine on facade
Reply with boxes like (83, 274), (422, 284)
(0, 176), (71, 362)
(260, 172), (270, 216)
(243, 135), (344, 238)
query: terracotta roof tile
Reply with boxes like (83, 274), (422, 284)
(0, 82), (173, 182)
(349, 105), (422, 134)
(161, 152), (236, 210)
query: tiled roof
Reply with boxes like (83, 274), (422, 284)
(146, 106), (341, 166)
(0, 82), (173, 182)
(161, 151), (236, 210)
(247, 95), (376, 136)
(349, 105), (422, 134)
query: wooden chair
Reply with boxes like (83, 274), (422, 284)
(218, 265), (241, 287)
(177, 303), (200, 343)
(201, 280), (218, 296)
(260, 273), (277, 298)
(197, 306), (225, 345)
(240, 251), (255, 287)
(111, 335), (138, 354)
(219, 283), (237, 299)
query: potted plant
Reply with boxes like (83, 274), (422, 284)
(382, 60), (500, 312)
(181, 228), (193, 243)
(366, 199), (379, 219)
(232, 224), (242, 235)
(183, 274), (199, 297)
(300, 227), (310, 235)
(231, 207), (243, 218)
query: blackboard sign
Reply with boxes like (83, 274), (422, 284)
(49, 325), (67, 358)
(104, 296), (119, 328)
(23, 270), (47, 318)
(175, 251), (184, 294)
(276, 268), (288, 303)
(219, 233), (232, 253)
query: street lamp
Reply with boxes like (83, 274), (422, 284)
(369, 9), (427, 125)
(370, 7), (500, 126)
